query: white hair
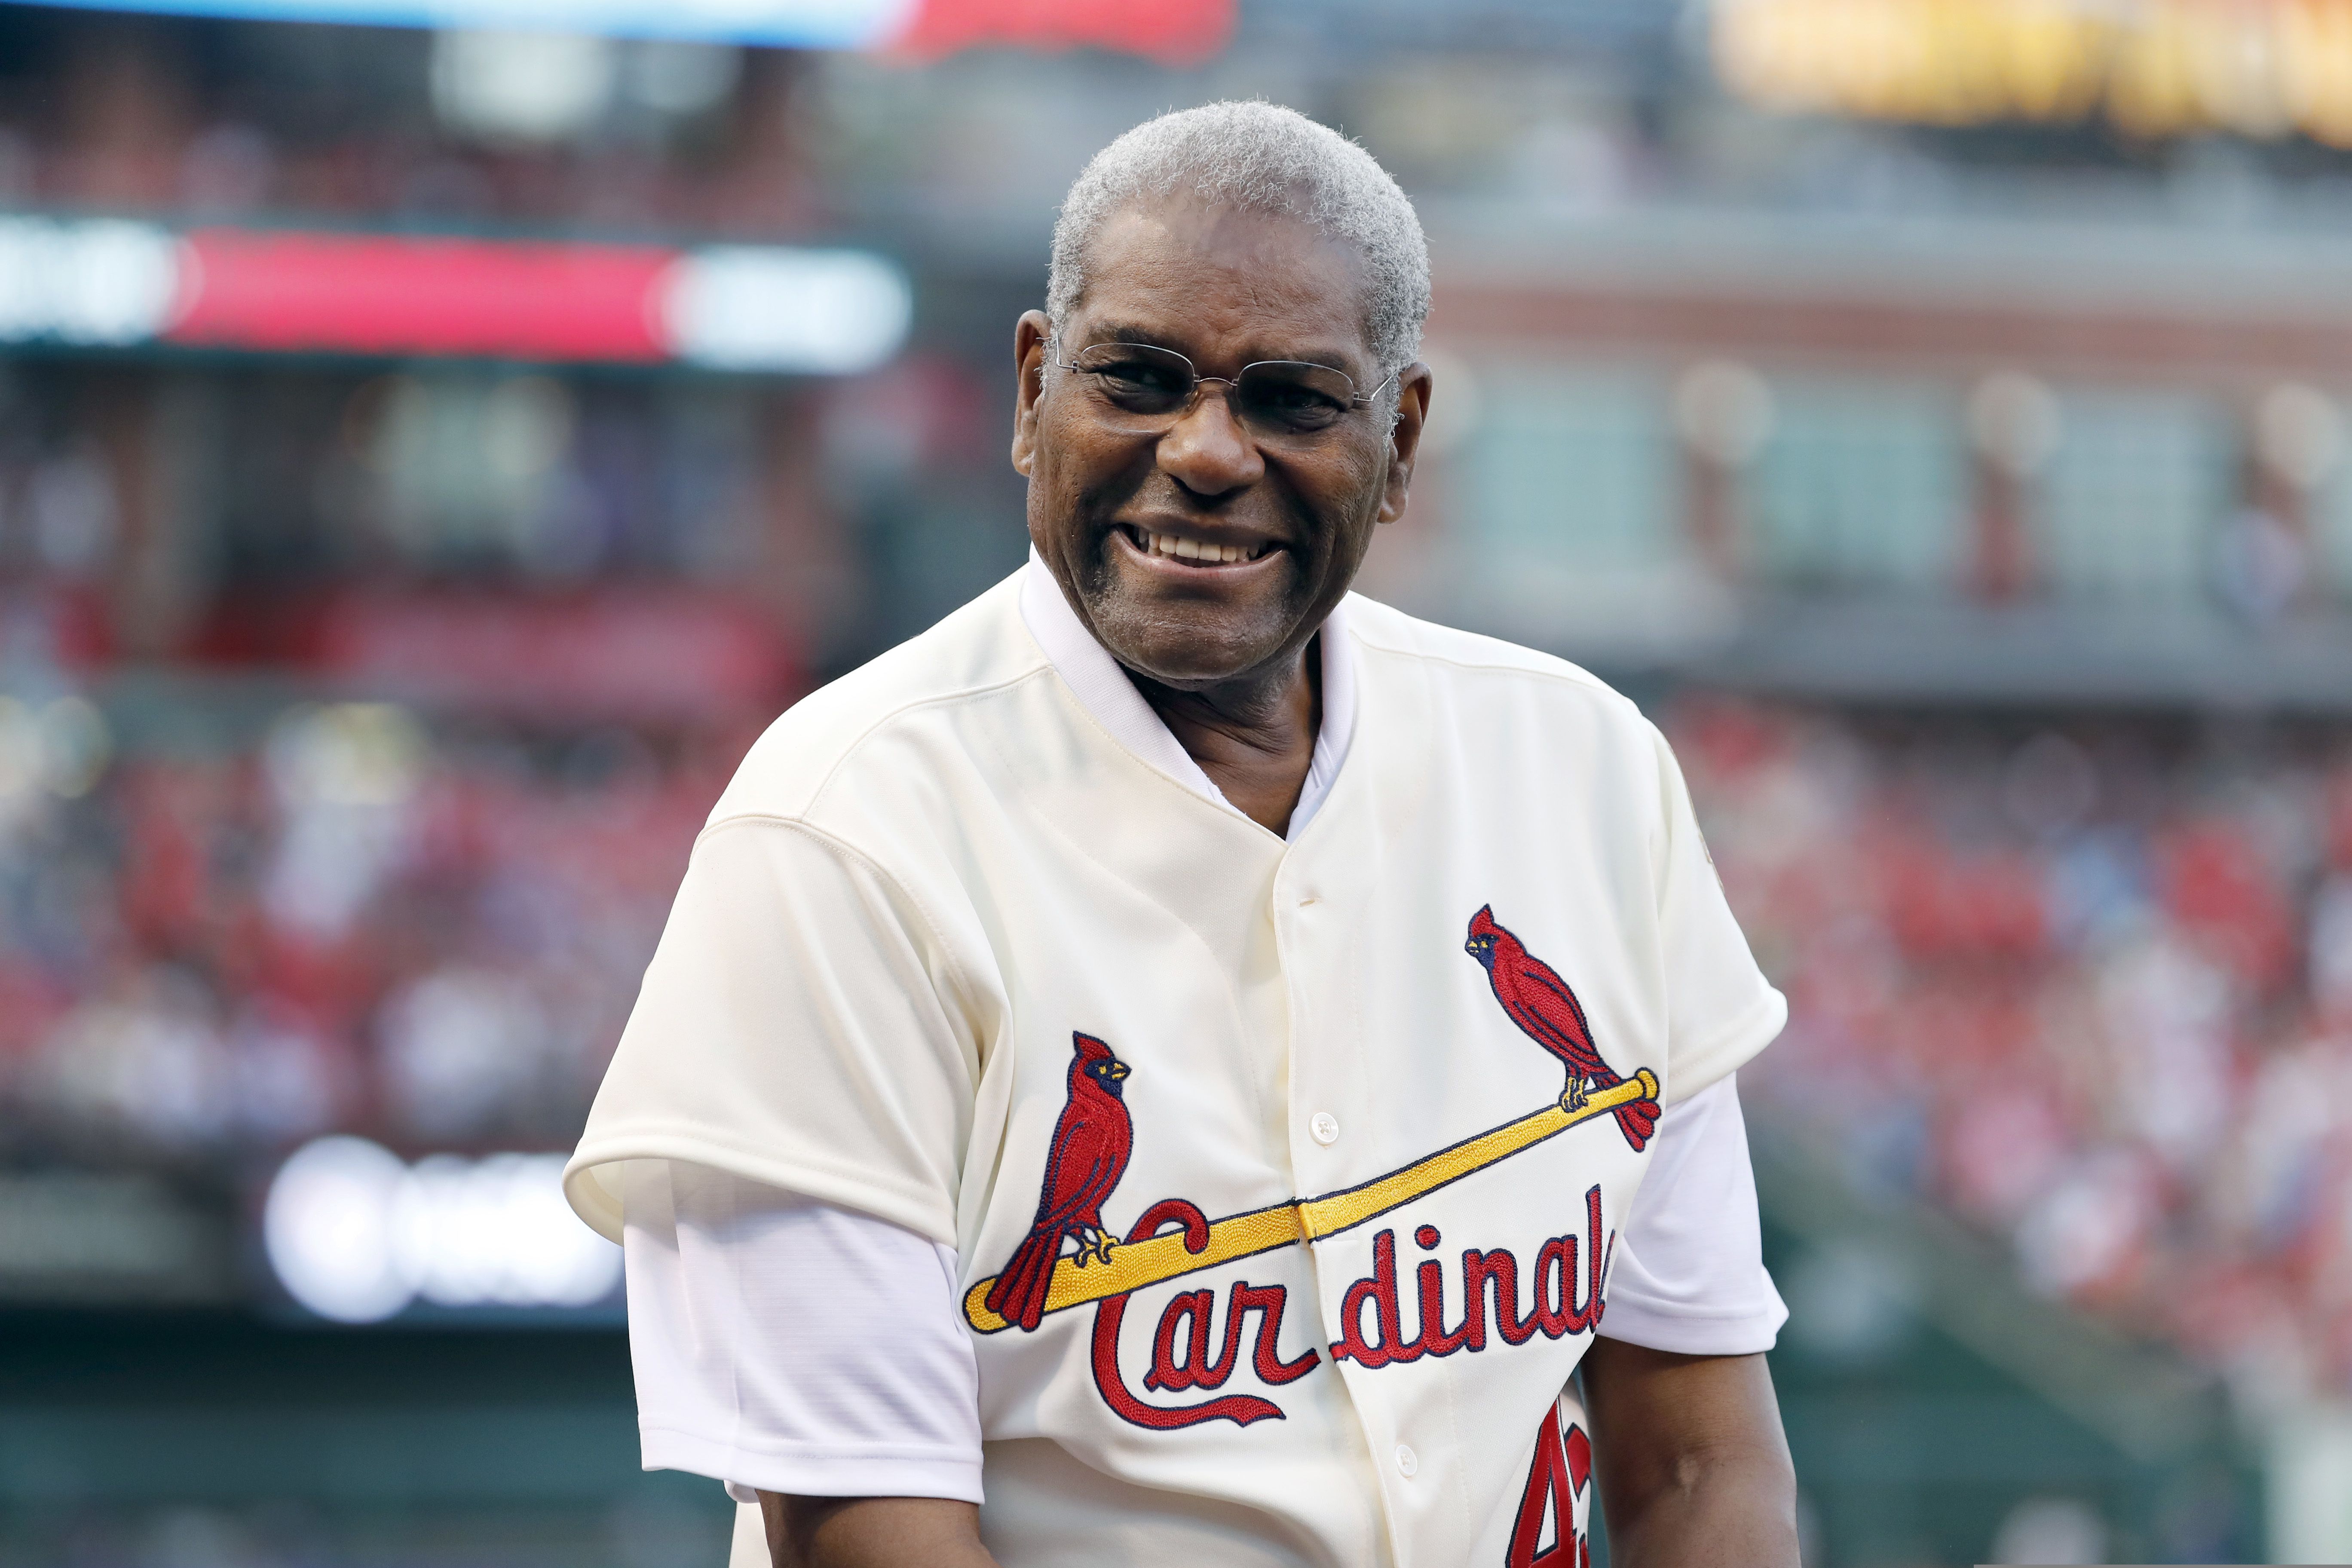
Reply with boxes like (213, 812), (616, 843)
(1047, 101), (1430, 386)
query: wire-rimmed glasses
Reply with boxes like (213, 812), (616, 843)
(1053, 340), (1396, 440)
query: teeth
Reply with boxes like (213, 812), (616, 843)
(1136, 529), (1264, 565)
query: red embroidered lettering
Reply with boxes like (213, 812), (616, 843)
(1415, 1255), (1477, 1356)
(1326, 1192), (1614, 1378)
(1145, 1287), (1250, 1392)
(1534, 1186), (1611, 1339)
(1533, 1234), (1578, 1338)
(1467, 1249), (1538, 1346)
(1330, 1229), (1417, 1368)
(1571, 1185), (1608, 1334)
(1090, 1200), (1282, 1430)
(1231, 1281), (1320, 1386)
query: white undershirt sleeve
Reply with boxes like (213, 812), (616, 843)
(1597, 1073), (1788, 1356)
(621, 1160), (984, 1506)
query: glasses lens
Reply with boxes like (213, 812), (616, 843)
(1234, 362), (1356, 434)
(1068, 343), (1194, 415)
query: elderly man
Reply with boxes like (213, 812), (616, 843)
(566, 102), (1799, 1568)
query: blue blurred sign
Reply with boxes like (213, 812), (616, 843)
(26, 0), (913, 46)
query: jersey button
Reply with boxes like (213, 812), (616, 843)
(1309, 1112), (1340, 1145)
(1394, 1444), (1418, 1478)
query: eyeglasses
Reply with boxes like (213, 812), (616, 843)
(1053, 341), (1396, 440)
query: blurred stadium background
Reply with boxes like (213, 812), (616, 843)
(3, 0), (2352, 1562)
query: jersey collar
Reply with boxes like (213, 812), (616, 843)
(1019, 548), (1356, 840)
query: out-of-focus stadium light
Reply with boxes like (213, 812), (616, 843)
(0, 218), (910, 372)
(426, 34), (745, 142)
(1672, 360), (1776, 471)
(265, 1136), (619, 1322)
(623, 37), (742, 115)
(430, 30), (620, 142)
(658, 246), (914, 374)
(1967, 371), (2064, 481)
(1714, 0), (2352, 147)
(0, 696), (113, 815)
(2256, 383), (2346, 494)
(262, 1137), (414, 1323)
(0, 219), (181, 348)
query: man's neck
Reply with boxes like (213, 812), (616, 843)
(1127, 640), (1321, 836)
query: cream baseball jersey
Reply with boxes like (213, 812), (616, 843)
(565, 568), (1786, 1568)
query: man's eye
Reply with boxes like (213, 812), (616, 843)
(1097, 361), (1186, 396)
(1248, 383), (1345, 426)
(1268, 385), (1341, 412)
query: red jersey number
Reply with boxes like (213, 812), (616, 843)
(1506, 1402), (1592, 1568)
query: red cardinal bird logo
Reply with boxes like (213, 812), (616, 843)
(986, 1032), (1136, 1333)
(1465, 906), (1659, 1152)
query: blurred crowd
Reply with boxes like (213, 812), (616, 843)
(0, 17), (822, 236)
(1680, 699), (2352, 1406)
(0, 349), (815, 1180)
(0, 695), (738, 1168)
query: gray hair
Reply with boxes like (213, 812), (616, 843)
(1046, 101), (1430, 386)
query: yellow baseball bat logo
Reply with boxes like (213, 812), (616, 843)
(964, 1068), (1660, 1334)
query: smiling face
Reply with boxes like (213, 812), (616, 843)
(1012, 196), (1430, 691)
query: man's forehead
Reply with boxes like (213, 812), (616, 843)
(1072, 198), (1375, 369)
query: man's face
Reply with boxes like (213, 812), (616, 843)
(1012, 197), (1430, 690)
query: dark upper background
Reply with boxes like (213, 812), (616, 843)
(0, 1), (2347, 1563)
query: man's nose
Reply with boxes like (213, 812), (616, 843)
(1156, 382), (1265, 496)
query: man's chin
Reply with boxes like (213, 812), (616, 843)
(1060, 530), (1320, 684)
(1088, 598), (1302, 689)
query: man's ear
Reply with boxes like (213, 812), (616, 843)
(1377, 361), (1434, 525)
(1012, 309), (1052, 478)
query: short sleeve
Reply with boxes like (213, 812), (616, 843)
(564, 817), (981, 1245)
(1651, 723), (1785, 1105)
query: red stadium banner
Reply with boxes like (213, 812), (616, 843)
(169, 230), (674, 362)
(892, 0), (1234, 64)
(0, 216), (910, 371)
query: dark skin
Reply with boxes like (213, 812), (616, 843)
(1579, 1340), (1802, 1566)
(1014, 194), (1416, 833)
(762, 193), (1799, 1568)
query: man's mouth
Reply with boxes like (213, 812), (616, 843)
(1119, 525), (1274, 567)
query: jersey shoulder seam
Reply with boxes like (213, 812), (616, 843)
(690, 812), (993, 1029)
(1348, 617), (1634, 706)
(763, 660), (1056, 820)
